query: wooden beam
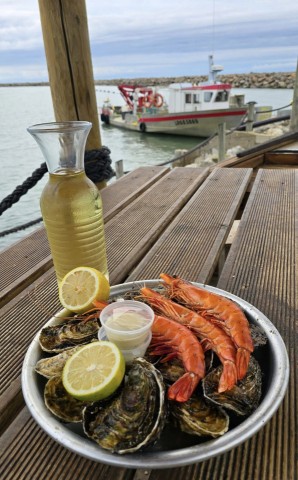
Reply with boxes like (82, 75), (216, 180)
(38, 0), (101, 151)
(265, 152), (298, 165)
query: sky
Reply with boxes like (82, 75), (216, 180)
(0, 0), (298, 83)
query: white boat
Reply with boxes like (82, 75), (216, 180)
(99, 56), (248, 137)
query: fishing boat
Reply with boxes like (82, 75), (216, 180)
(99, 56), (248, 137)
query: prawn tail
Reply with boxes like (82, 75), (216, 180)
(236, 348), (251, 380)
(167, 372), (201, 402)
(218, 361), (238, 393)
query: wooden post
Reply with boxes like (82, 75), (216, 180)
(290, 60), (298, 131)
(246, 102), (256, 132)
(218, 122), (226, 162)
(115, 160), (124, 178)
(38, 0), (101, 152)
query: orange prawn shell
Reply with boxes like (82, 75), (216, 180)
(151, 315), (205, 380)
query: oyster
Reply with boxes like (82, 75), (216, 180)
(171, 393), (229, 438)
(35, 346), (81, 378)
(44, 375), (89, 423)
(250, 324), (268, 347)
(202, 356), (262, 416)
(83, 357), (166, 454)
(39, 317), (100, 353)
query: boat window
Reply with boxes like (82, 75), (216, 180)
(185, 93), (192, 104)
(215, 90), (229, 102)
(204, 92), (213, 102)
(193, 94), (200, 104)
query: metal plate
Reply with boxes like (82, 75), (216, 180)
(21, 280), (289, 469)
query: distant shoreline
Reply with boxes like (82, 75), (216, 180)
(0, 71), (295, 89)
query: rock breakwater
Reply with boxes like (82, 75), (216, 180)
(95, 72), (295, 89)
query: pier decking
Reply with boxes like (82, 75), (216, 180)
(0, 165), (297, 479)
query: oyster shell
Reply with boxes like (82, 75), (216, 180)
(35, 346), (81, 378)
(202, 356), (262, 416)
(39, 317), (100, 353)
(171, 393), (229, 438)
(83, 357), (166, 454)
(44, 375), (89, 423)
(250, 324), (268, 347)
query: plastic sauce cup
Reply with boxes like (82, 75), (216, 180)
(99, 300), (154, 362)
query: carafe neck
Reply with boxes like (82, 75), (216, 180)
(27, 121), (92, 174)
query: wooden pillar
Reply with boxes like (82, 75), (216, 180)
(290, 60), (298, 131)
(218, 122), (226, 162)
(38, 0), (101, 151)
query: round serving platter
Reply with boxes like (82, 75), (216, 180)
(22, 280), (289, 469)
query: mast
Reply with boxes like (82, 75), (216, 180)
(208, 54), (223, 84)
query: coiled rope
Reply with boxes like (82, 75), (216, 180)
(0, 147), (115, 238)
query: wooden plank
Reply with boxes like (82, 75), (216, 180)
(0, 228), (52, 308)
(0, 408), (134, 480)
(102, 166), (169, 221)
(0, 167), (168, 308)
(215, 169), (297, 480)
(106, 167), (209, 285)
(264, 152), (298, 165)
(215, 153), (264, 169)
(127, 168), (252, 284)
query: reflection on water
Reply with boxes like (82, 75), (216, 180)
(100, 123), (201, 172)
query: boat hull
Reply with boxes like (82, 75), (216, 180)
(103, 108), (247, 137)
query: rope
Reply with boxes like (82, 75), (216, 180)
(0, 163), (47, 215)
(0, 146), (115, 237)
(84, 146), (115, 183)
(250, 102), (292, 115)
(0, 217), (43, 238)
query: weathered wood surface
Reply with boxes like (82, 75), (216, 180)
(0, 167), (296, 480)
(106, 167), (209, 285)
(216, 131), (298, 169)
(38, 0), (101, 150)
(0, 167), (168, 308)
(127, 168), (252, 283)
(216, 169), (297, 480)
(264, 151), (298, 165)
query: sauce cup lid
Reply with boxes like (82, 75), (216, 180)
(99, 300), (154, 337)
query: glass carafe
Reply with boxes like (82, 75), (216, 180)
(28, 121), (108, 284)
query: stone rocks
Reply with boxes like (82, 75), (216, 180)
(94, 72), (295, 89)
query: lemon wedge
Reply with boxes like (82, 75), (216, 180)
(62, 341), (125, 402)
(58, 266), (110, 313)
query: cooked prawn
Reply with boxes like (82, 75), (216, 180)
(150, 315), (205, 402)
(160, 273), (254, 380)
(140, 287), (238, 392)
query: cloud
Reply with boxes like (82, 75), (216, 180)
(0, 0), (298, 82)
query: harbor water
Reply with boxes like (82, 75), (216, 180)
(0, 85), (293, 251)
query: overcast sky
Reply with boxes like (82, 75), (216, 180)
(1, 0), (298, 83)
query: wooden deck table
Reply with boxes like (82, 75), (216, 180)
(0, 166), (297, 480)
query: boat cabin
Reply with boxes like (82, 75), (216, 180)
(166, 83), (234, 113)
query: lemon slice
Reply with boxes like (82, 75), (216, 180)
(62, 341), (125, 401)
(58, 267), (110, 313)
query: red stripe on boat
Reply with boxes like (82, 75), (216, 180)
(182, 84), (232, 91)
(139, 110), (247, 123)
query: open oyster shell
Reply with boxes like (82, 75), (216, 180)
(35, 346), (81, 378)
(83, 357), (166, 454)
(202, 356), (262, 416)
(39, 317), (100, 353)
(171, 393), (229, 438)
(44, 376), (89, 423)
